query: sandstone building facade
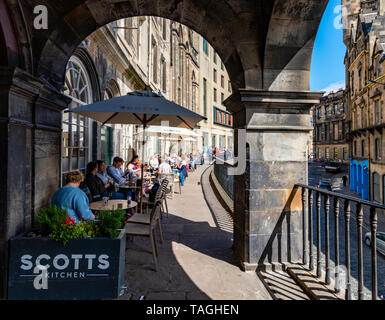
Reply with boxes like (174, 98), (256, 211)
(312, 89), (349, 163)
(343, 0), (385, 201)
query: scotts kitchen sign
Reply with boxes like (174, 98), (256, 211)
(8, 231), (126, 300)
(20, 253), (111, 280)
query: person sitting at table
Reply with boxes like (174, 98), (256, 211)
(149, 155), (159, 171)
(51, 170), (95, 223)
(158, 157), (172, 175)
(126, 155), (141, 173)
(85, 161), (125, 201)
(96, 160), (112, 185)
(107, 156), (128, 185)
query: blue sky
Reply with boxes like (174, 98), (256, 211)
(310, 0), (346, 93)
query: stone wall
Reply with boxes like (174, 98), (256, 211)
(213, 160), (234, 201)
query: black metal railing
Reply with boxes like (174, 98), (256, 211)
(295, 183), (385, 300)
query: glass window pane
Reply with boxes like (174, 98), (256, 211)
(62, 153), (69, 173)
(62, 123), (69, 150)
(79, 126), (84, 147)
(72, 124), (79, 147)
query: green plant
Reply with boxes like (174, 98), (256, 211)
(34, 206), (125, 245)
(49, 223), (88, 245)
(35, 205), (68, 235)
(97, 209), (126, 238)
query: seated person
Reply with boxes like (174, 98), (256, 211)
(158, 158), (172, 175)
(87, 161), (125, 201)
(106, 156), (128, 185)
(149, 155), (159, 171)
(125, 155), (141, 175)
(85, 161), (110, 201)
(51, 170), (95, 223)
(96, 160), (112, 185)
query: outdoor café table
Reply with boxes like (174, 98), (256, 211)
(90, 199), (137, 211)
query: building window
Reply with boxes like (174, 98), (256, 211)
(221, 93), (224, 104)
(325, 105), (330, 117)
(358, 68), (362, 90)
(373, 172), (380, 202)
(152, 41), (158, 83)
(343, 102), (346, 113)
(213, 69), (217, 83)
(375, 100), (380, 124)
(334, 147), (338, 160)
(203, 39), (208, 55)
(361, 139), (365, 157)
(354, 140), (357, 156)
(325, 147), (330, 159)
(62, 56), (92, 183)
(221, 75), (224, 88)
(161, 59), (167, 93)
(325, 124), (330, 141)
(361, 107), (365, 128)
(228, 81), (231, 93)
(383, 175), (385, 204)
(316, 126), (321, 141)
(203, 78), (207, 118)
(213, 52), (217, 64)
(213, 88), (217, 102)
(334, 103), (338, 115)
(334, 123), (339, 140)
(317, 108), (321, 119)
(375, 138), (381, 160)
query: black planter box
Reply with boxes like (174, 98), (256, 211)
(8, 229), (126, 300)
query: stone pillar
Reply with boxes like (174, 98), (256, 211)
(0, 67), (70, 299)
(225, 89), (322, 271)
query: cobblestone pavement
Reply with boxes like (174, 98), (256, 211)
(119, 165), (271, 300)
(308, 162), (385, 300)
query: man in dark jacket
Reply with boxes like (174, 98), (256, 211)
(85, 161), (126, 201)
(85, 161), (109, 202)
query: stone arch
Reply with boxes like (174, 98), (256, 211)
(105, 78), (121, 98)
(263, 0), (329, 91)
(31, 1), (250, 90)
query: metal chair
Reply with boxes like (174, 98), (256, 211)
(160, 172), (181, 198)
(125, 200), (163, 271)
(126, 179), (168, 236)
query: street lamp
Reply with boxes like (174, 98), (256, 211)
(368, 79), (385, 86)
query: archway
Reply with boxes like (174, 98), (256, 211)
(11, 0), (328, 93)
(0, 1), (332, 298)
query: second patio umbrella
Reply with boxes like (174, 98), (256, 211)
(66, 90), (206, 212)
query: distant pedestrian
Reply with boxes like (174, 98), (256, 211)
(342, 175), (347, 187)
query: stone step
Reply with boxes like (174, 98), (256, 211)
(258, 270), (310, 300)
(286, 265), (343, 300)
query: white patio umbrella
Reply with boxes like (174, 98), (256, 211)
(66, 90), (206, 212)
(134, 125), (201, 157)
